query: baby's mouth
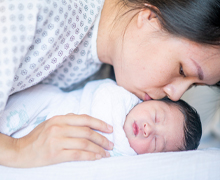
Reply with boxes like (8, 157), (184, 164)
(133, 121), (139, 136)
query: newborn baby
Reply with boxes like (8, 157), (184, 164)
(124, 99), (198, 154)
(0, 79), (202, 156)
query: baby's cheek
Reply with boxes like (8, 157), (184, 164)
(129, 139), (151, 154)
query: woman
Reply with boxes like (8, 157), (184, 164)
(0, 0), (219, 167)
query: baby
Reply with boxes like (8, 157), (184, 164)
(123, 98), (201, 154)
(0, 79), (202, 156)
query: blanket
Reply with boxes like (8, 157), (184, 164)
(0, 79), (141, 156)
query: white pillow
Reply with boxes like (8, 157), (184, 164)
(182, 86), (220, 143)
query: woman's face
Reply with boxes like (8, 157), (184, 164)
(110, 10), (220, 101)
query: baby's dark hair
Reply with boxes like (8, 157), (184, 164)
(160, 97), (202, 151)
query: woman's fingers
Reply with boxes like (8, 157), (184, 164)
(59, 137), (111, 158)
(61, 126), (114, 150)
(55, 150), (102, 164)
(61, 114), (113, 133)
(14, 114), (114, 167)
(46, 115), (114, 150)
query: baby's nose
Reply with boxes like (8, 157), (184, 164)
(143, 123), (153, 138)
(143, 123), (152, 138)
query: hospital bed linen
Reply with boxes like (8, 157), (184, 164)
(0, 148), (219, 180)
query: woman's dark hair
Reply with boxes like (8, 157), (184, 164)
(119, 0), (220, 45)
(160, 97), (202, 151)
(118, 0), (220, 87)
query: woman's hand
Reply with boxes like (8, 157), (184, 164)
(4, 113), (114, 168)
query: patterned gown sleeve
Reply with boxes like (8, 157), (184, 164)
(0, 0), (38, 115)
(0, 0), (104, 116)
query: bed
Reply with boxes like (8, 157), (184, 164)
(0, 148), (219, 180)
(0, 65), (219, 179)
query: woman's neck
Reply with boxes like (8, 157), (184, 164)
(97, 0), (117, 65)
(97, 0), (139, 65)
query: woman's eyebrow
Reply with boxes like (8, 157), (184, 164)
(190, 58), (204, 80)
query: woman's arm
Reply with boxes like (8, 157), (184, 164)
(0, 113), (113, 168)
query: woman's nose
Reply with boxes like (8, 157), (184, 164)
(163, 81), (191, 101)
(143, 123), (154, 138)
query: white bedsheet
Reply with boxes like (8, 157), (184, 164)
(0, 148), (219, 180)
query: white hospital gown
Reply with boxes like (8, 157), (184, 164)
(0, 79), (141, 156)
(0, 0), (104, 115)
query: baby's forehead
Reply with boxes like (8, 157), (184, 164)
(136, 99), (184, 115)
(156, 100), (184, 113)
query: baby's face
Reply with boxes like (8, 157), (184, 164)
(123, 101), (185, 154)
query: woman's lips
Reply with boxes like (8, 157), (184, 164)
(144, 93), (152, 101)
(133, 121), (139, 136)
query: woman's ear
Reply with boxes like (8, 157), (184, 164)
(137, 8), (160, 30)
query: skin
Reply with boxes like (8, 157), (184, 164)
(97, 0), (220, 101)
(123, 101), (185, 154)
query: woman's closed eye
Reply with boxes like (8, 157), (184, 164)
(179, 64), (186, 77)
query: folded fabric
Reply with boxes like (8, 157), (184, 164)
(0, 79), (141, 156)
(48, 79), (141, 156)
